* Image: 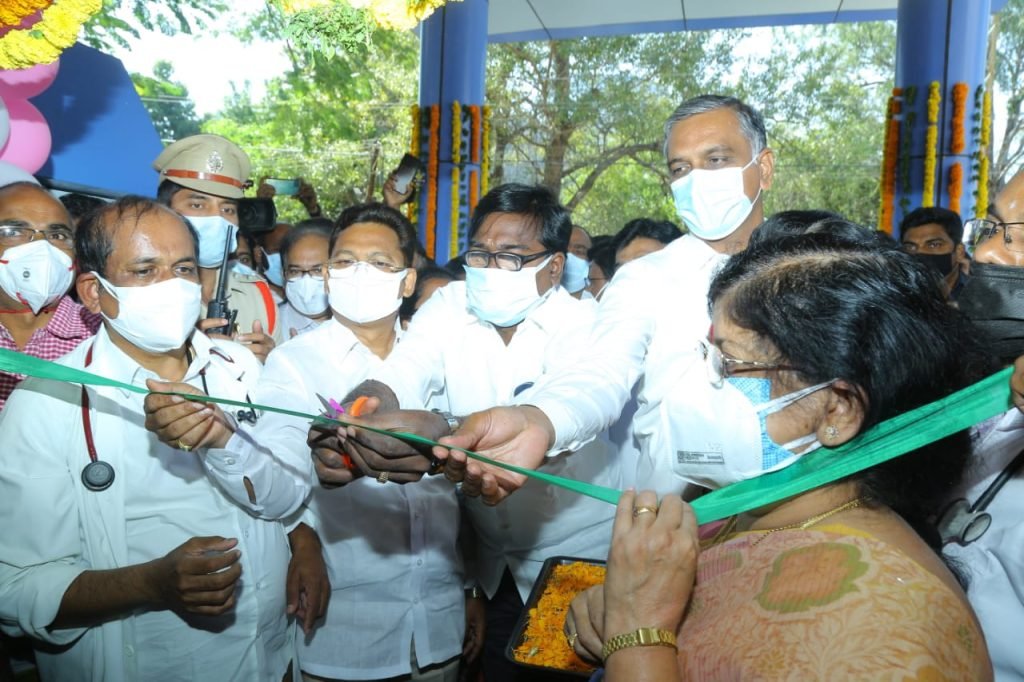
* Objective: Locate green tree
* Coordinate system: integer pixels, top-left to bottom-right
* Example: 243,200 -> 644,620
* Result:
83,0 -> 227,51
131,61 -> 205,143
993,0 -> 1024,193
203,28 -> 420,222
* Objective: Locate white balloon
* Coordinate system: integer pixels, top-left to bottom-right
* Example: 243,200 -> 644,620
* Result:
0,97 -> 9,149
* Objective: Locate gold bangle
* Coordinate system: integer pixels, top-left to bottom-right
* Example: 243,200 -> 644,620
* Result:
600,627 -> 677,663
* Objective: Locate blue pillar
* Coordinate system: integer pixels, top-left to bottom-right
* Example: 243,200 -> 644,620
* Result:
890,0 -> 990,235
417,0 -> 488,264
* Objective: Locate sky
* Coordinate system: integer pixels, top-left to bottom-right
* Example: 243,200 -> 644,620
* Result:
109,0 -> 292,116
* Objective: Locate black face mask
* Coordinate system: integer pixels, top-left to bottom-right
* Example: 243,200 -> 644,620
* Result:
912,252 -> 956,277
957,262 -> 1024,362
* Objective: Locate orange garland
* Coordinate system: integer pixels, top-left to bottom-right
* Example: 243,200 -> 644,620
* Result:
0,0 -> 49,28
426,104 -> 440,259
878,88 -> 901,233
950,82 -> 968,155
481,105 -> 492,195
512,562 -> 605,673
948,162 -> 963,214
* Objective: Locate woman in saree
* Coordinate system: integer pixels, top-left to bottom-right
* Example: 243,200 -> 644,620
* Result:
567,232 -> 994,680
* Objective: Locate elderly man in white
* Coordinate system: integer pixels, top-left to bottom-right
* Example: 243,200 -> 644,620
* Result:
0,197 -> 297,682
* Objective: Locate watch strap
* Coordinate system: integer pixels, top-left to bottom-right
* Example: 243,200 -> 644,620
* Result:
601,627 -> 677,662
432,408 -> 461,435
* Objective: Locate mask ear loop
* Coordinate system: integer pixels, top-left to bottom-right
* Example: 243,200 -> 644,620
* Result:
754,379 -> 836,416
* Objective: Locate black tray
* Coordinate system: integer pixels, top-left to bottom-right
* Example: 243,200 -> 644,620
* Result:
505,555 -> 607,678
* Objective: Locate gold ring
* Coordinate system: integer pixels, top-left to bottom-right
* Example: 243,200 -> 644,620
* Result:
177,439 -> 192,452
377,471 -> 389,484
633,505 -> 657,518
566,631 -> 578,649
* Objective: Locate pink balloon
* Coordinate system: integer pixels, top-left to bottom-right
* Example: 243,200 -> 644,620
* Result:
0,98 -> 51,174
0,60 -> 60,100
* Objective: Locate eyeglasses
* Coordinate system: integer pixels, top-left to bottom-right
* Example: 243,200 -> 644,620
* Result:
698,338 -> 795,387
325,258 -> 405,275
0,225 -> 74,249
464,250 -> 551,272
966,218 -> 1024,253
285,264 -> 326,281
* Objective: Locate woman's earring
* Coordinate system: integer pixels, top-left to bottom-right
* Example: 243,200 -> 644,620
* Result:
825,425 -> 839,441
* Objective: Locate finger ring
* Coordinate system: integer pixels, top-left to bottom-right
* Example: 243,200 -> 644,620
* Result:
177,439 -> 192,452
566,631 -> 578,649
377,471 -> 389,484
633,505 -> 657,518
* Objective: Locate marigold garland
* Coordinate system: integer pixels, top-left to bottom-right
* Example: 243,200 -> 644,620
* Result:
426,104 -> 440,259
922,81 -> 941,208
481,105 -> 492,196
0,0 -> 101,70
878,88 -> 901,233
512,562 -> 605,673
450,100 -> 461,260
977,88 -> 992,216
948,162 -> 963,213
0,0 -> 50,29
950,82 -> 968,155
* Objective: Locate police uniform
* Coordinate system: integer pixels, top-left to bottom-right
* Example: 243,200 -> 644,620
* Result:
153,134 -> 282,344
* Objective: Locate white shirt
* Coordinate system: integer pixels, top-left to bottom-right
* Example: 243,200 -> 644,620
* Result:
0,327 -> 293,682
213,320 -> 465,679
374,282 -> 626,599
277,299 -> 325,339
944,409 -> 1024,680
524,234 -> 726,494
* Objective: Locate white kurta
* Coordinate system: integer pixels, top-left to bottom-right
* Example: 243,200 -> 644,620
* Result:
211,319 -> 465,680
523,234 -> 727,494
945,409 -> 1024,681
374,283 -> 627,599
0,327 -> 293,682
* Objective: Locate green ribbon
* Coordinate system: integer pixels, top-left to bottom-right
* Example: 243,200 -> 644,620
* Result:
0,347 -> 1014,523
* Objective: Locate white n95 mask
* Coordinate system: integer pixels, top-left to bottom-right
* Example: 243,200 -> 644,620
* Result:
187,216 -> 237,269
671,156 -> 761,241
327,262 -> 407,324
464,255 -> 553,327
561,253 -> 590,294
287,275 -> 329,317
95,274 -> 202,353
0,240 -> 74,313
666,369 -> 834,489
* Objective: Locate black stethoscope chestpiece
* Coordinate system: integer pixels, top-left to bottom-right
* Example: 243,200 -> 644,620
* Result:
81,460 -> 115,492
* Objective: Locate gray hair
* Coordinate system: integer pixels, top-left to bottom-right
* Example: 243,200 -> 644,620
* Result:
662,95 -> 767,160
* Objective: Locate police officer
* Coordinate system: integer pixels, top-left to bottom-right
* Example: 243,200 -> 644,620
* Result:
153,134 -> 282,362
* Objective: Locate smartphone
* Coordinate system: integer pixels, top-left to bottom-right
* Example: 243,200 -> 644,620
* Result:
392,154 -> 425,194
266,178 -> 300,196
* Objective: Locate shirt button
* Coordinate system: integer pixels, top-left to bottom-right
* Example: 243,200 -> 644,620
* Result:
225,457 -> 236,465
416,559 -> 423,566
244,530 -> 250,538
125,645 -> 135,657
256,581 -> 263,590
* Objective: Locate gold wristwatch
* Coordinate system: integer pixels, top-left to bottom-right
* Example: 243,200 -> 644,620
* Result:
600,627 -> 678,662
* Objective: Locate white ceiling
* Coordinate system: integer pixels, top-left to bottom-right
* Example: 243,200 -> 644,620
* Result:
487,0 -> 948,42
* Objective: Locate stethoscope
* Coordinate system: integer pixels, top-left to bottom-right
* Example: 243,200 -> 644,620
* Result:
80,343 -> 210,492
936,446 -> 1024,545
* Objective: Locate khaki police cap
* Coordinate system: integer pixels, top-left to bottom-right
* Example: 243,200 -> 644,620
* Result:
153,134 -> 251,199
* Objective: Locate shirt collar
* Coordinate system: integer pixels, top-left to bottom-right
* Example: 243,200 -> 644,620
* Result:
86,326 -> 218,398
324,317 -> 404,354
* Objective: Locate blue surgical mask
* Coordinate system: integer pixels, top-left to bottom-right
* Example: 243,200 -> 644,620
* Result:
670,156 -> 761,242
264,252 -> 284,287
187,216 -> 237,269
666,370 -> 834,489
231,260 -> 258,278
561,253 -> 590,294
